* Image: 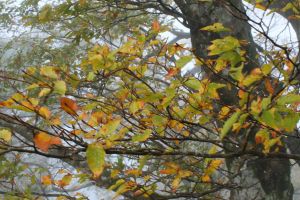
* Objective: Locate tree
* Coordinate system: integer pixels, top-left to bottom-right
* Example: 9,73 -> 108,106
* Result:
0,0 -> 300,199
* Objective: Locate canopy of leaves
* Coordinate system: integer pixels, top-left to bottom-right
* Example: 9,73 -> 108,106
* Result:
0,0 -> 300,199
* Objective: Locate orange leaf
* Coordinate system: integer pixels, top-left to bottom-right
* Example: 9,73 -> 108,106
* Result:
201,175 -> 211,183
125,169 -> 141,176
60,97 -> 78,115
166,68 -> 180,79
251,68 -> 262,76
57,174 -> 72,188
0,100 -> 13,107
152,20 -> 160,32
159,168 -> 177,175
41,175 -> 52,185
265,78 -> 275,95
255,135 -> 263,144
34,132 -> 62,152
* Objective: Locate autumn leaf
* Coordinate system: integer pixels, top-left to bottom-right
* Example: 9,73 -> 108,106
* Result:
265,78 -> 275,95
38,88 -> 51,97
255,3 -> 267,10
201,175 -> 211,183
54,80 -> 67,95
255,129 -> 269,144
152,20 -> 160,32
60,97 -> 79,115
57,174 -> 72,187
0,129 -> 12,143
129,101 -> 144,114
86,143 -> 106,178
40,66 -> 58,79
125,169 -> 141,176
159,168 -> 177,175
34,132 -> 62,152
41,175 -> 52,185
220,110 -> 242,139
201,22 -> 230,32
38,106 -> 51,119
99,118 -> 121,136
172,176 -> 181,191
166,68 -> 180,79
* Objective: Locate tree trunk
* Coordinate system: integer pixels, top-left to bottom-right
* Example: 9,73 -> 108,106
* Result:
174,0 -> 294,199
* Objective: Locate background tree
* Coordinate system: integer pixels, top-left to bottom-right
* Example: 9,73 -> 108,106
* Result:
0,0 -> 300,199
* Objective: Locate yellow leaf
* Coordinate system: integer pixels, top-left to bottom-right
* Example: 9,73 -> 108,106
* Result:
40,66 -> 58,79
54,80 -> 67,95
178,170 -> 193,178
172,176 -> 181,191
125,169 -> 141,176
0,129 -> 12,143
41,175 -> 52,185
50,117 -> 61,126
201,22 -> 230,32
38,88 -> 51,97
39,107 -> 51,119
129,101 -> 144,114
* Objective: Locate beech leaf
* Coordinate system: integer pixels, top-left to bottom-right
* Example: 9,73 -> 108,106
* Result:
60,97 -> 78,115
54,80 -> 67,95
220,110 -> 242,139
86,143 -> 106,178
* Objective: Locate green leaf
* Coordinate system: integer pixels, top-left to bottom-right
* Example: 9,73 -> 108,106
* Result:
86,143 -> 106,178
87,72 -> 95,81
229,65 -> 244,82
54,80 -> 67,95
138,156 -> 149,171
39,4 -> 52,22
261,64 -> 272,75
220,110 -> 242,139
132,129 -> 152,142
260,109 -> 277,129
242,74 -> 262,87
201,23 -> 230,32
219,51 -> 243,67
129,101 -> 144,114
176,56 -> 193,68
184,77 -> 201,90
161,88 -> 176,107
152,115 -> 168,127
40,66 -> 58,79
277,94 -> 300,105
100,118 -> 121,136
208,36 -> 240,56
